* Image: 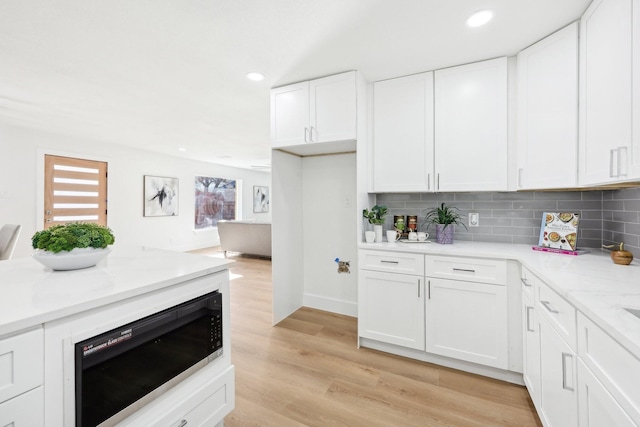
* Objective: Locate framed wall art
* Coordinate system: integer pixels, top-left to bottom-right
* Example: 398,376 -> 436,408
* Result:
253,185 -> 269,213
144,175 -> 179,217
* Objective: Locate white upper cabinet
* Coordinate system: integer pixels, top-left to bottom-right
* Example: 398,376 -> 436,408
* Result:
271,71 -> 357,148
371,72 -> 434,192
435,57 -> 509,192
579,0 -> 640,185
517,22 -> 579,190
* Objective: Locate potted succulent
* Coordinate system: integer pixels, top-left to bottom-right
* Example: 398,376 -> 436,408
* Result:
363,205 -> 388,243
422,203 -> 468,244
31,222 -> 115,270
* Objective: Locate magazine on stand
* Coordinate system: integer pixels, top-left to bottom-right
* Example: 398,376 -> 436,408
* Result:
533,212 -> 588,255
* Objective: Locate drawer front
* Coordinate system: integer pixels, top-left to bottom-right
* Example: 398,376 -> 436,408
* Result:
537,281 -> 576,351
577,312 -> 640,424
0,386 -> 44,426
359,250 -> 424,275
0,328 -> 44,404
520,265 -> 538,299
425,255 -> 507,285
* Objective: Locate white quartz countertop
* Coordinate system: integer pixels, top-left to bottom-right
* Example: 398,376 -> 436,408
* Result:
0,245 -> 232,337
360,240 -> 640,360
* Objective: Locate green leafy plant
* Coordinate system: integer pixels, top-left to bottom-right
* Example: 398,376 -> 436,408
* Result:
31,223 -> 115,253
394,221 -> 405,232
422,203 -> 468,231
362,205 -> 388,225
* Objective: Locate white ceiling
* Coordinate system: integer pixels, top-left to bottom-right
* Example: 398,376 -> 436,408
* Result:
0,0 -> 591,171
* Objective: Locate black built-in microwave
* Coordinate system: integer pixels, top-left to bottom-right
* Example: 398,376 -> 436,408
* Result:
75,290 -> 223,427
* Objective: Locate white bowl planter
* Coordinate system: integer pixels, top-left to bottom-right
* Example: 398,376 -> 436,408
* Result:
33,247 -> 111,271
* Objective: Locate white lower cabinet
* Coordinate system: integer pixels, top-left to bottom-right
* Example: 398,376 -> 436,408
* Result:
578,359 -> 637,426
522,288 -> 541,411
0,386 -> 44,426
538,314 -> 578,427
425,278 -> 508,369
358,269 -> 425,350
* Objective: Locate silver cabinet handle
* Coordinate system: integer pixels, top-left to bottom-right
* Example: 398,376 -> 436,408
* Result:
428,280 -> 431,299
174,420 -> 188,427
562,352 -> 574,391
427,173 -> 430,191
526,306 -> 534,332
518,168 -> 523,188
618,146 -> 628,176
610,148 -> 617,177
520,277 -> 532,287
453,268 -> 475,273
541,300 -> 559,314
380,260 -> 399,264
304,127 -> 309,143
310,126 -> 316,142
418,279 -> 421,298
437,173 -> 440,190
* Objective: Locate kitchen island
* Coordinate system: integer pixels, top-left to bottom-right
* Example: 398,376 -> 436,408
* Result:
0,245 -> 234,427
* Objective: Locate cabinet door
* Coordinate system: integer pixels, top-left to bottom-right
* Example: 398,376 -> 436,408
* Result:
270,81 -> 310,148
522,290 -> 542,411
578,360 -> 637,427
0,387 -> 44,426
579,0 -> 634,185
517,23 -> 578,189
434,57 -> 508,191
358,270 -> 425,350
425,278 -> 508,369
309,71 -> 357,144
372,72 -> 434,192
539,315 -> 578,427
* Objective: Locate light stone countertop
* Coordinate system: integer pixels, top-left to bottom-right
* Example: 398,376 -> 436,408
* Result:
0,245 -> 232,337
359,240 -> 640,360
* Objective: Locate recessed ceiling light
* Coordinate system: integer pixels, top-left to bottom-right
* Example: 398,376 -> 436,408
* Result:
246,72 -> 264,81
466,10 -> 493,27
178,147 -> 186,152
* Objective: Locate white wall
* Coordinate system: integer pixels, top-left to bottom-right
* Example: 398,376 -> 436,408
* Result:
271,150 -> 304,324
302,154 -> 357,316
0,122 -> 270,258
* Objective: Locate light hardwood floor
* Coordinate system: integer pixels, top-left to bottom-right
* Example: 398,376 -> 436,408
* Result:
191,248 -> 542,427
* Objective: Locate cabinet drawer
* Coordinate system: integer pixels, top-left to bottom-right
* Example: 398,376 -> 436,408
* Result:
520,265 -> 538,299
577,312 -> 640,424
0,328 -> 43,404
425,255 -> 507,285
536,281 -> 576,351
0,386 -> 44,426
359,250 -> 424,275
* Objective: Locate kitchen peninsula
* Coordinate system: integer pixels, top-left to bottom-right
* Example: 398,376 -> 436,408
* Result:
0,246 -> 234,427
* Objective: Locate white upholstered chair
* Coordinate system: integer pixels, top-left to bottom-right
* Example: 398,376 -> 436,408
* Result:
0,224 -> 21,260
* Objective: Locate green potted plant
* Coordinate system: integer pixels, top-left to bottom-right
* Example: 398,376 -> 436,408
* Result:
31,222 -> 115,270
422,203 -> 468,244
362,205 -> 388,242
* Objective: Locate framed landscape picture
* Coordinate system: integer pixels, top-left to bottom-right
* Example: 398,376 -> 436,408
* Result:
253,185 -> 269,213
144,175 -> 179,216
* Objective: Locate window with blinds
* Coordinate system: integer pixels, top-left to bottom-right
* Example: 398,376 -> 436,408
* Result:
44,155 -> 108,228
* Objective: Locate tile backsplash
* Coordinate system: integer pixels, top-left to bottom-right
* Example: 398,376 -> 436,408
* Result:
375,187 -> 640,257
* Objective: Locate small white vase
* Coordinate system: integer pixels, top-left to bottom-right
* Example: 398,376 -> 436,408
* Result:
373,224 -> 383,243
365,231 -> 376,243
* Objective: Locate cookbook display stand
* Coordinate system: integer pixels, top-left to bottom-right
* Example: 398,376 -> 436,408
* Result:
532,212 -> 588,255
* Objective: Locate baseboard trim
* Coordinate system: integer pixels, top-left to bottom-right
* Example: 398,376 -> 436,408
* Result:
303,293 -> 357,317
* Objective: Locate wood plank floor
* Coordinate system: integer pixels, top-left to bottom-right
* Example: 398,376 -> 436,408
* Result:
191,249 -> 542,427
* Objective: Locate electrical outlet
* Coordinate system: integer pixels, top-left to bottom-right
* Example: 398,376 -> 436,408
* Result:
469,213 -> 479,227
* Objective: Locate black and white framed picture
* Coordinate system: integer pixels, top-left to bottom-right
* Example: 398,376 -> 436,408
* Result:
144,175 -> 179,216
253,185 -> 269,213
